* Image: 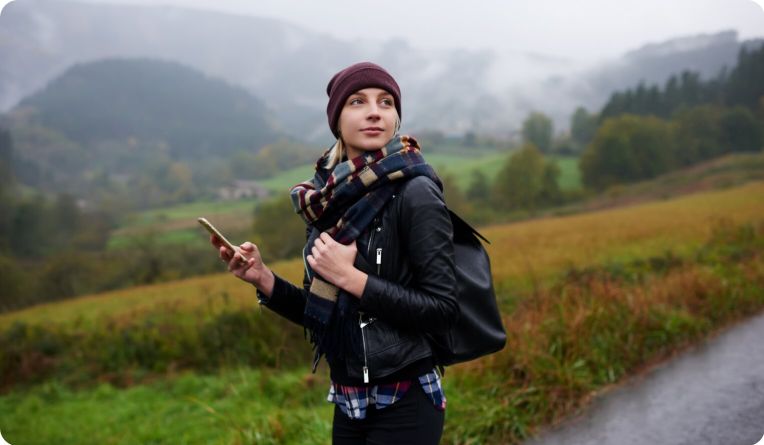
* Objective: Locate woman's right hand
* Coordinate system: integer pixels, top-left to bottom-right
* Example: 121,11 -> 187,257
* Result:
210,235 -> 271,287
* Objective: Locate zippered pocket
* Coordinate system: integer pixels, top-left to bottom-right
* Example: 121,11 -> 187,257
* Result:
359,311 -> 376,383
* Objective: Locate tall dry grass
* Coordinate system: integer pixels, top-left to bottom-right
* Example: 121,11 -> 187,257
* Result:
444,219 -> 764,443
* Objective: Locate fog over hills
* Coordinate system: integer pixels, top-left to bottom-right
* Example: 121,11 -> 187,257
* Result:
1,0 -> 759,141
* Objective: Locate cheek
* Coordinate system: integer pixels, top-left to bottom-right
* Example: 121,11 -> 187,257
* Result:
338,109 -> 361,131
384,112 -> 398,132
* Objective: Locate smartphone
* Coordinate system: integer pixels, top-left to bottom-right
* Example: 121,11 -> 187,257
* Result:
198,217 -> 239,254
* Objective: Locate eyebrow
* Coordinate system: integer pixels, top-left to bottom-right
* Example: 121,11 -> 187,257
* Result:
349,91 -> 393,98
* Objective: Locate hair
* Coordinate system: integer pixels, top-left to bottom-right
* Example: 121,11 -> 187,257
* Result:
324,112 -> 401,170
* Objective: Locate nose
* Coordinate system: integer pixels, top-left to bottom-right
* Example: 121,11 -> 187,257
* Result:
366,102 -> 381,120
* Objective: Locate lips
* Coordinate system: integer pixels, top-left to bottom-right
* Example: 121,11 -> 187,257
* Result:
361,127 -> 384,132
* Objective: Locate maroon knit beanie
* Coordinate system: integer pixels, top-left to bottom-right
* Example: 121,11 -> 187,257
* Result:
326,62 -> 402,138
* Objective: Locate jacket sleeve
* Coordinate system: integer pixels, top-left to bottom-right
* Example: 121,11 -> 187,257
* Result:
255,225 -> 311,326
358,176 -> 460,334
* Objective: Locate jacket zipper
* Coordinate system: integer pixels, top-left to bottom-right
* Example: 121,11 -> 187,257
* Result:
359,215 -> 382,384
359,312 -> 370,383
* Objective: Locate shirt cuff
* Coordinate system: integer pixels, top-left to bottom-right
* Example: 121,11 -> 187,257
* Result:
255,272 -> 285,306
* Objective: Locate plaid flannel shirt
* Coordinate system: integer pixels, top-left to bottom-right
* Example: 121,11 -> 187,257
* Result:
328,369 -> 446,420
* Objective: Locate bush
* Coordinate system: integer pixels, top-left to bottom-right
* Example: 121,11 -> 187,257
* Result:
493,144 -> 562,211
580,114 -> 676,190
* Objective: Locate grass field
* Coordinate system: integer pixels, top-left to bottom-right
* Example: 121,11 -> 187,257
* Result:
106,150 -> 581,251
0,367 -> 333,445
3,177 -> 763,444
483,180 -> 764,291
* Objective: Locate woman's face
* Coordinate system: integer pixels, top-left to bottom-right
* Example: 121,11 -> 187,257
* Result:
338,87 -> 398,160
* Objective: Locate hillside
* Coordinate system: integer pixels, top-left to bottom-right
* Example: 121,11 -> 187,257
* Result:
2,57 -> 301,202
13,57 -> 281,160
577,152 -> 764,212
1,179 -> 763,444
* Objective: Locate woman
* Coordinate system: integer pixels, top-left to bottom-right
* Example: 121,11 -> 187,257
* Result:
211,61 -> 458,444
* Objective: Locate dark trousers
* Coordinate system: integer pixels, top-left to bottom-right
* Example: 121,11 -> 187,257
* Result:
331,382 -> 445,445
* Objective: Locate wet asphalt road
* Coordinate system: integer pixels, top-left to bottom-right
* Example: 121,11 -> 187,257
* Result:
524,311 -> 764,445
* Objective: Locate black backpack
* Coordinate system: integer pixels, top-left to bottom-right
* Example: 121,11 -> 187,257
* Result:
426,209 -> 507,366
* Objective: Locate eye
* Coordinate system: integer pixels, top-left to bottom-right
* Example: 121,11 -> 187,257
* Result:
349,97 -> 363,105
380,98 -> 393,106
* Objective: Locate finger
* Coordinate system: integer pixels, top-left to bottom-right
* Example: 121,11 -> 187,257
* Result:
219,246 -> 233,261
319,232 -> 334,244
306,254 -> 316,267
311,246 -> 320,258
228,252 -> 247,271
233,250 -> 249,264
228,255 -> 239,271
240,242 -> 256,252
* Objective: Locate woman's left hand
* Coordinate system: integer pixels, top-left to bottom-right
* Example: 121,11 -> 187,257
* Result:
307,232 -> 362,291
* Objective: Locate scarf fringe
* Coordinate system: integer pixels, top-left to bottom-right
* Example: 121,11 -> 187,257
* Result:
304,291 -> 364,365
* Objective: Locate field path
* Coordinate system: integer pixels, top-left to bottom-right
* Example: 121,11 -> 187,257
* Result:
524,311 -> 764,445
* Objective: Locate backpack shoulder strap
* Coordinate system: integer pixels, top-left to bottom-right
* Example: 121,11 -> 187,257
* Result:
447,208 -> 490,245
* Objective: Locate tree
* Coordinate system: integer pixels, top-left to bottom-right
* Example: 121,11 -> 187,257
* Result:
673,105 -> 724,166
39,252 -> 100,301
0,128 -> 12,188
719,106 -> 763,153
522,112 -> 553,153
0,128 -> 13,253
579,114 -> 676,190
539,161 -> 562,206
726,45 -> 764,109
492,144 -> 559,211
0,255 -> 35,311
10,196 -> 51,258
570,107 -> 598,151
466,169 -> 491,204
53,193 -> 80,248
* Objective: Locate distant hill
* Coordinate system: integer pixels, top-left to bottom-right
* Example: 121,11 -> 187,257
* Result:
580,31 -> 764,106
15,57 -> 281,159
0,0 -> 758,138
0,0 -> 360,141
2,57 -> 293,203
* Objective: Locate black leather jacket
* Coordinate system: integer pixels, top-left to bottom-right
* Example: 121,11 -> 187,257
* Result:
257,176 -> 459,382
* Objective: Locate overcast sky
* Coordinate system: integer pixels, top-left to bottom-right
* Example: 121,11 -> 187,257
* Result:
3,0 -> 764,62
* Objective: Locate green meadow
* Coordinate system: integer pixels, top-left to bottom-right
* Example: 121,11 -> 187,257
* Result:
2,173 -> 763,444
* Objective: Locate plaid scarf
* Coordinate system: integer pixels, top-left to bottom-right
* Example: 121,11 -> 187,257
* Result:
289,134 -> 442,365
